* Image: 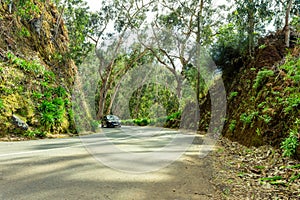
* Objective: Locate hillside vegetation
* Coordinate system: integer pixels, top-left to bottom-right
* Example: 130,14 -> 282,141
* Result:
222,31 -> 300,157
0,0 -> 76,139
197,30 -> 300,157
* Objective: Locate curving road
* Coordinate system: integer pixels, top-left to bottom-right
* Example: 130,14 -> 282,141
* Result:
0,126 -> 217,200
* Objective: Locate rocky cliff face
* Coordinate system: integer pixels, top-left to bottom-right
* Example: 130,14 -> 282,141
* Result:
0,0 -> 77,139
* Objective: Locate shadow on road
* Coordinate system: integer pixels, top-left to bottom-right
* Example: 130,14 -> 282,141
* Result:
0,128 -> 217,199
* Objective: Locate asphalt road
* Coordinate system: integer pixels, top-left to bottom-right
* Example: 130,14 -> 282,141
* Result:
0,126 -> 217,200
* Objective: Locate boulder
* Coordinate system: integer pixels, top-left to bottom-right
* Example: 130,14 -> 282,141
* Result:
12,115 -> 29,130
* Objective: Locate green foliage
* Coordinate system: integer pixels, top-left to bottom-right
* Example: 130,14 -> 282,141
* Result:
283,93 -> 300,113
182,63 -> 208,98
15,0 -> 40,20
6,52 -> 45,74
281,128 -> 299,157
52,52 -> 63,63
254,165 -> 265,170
280,55 -> 300,81
211,23 -> 245,80
40,112 -> 55,130
44,71 -> 56,83
24,129 -> 46,138
61,0 -> 93,65
24,130 -> 36,138
39,98 -> 65,131
259,114 -> 272,124
0,99 -> 4,110
230,0 -> 275,54
253,69 -> 274,90
260,176 -> 284,185
240,111 -> 258,125
41,81 -> 49,88
258,44 -> 267,49
54,86 -> 67,98
285,164 -> 300,169
229,120 -> 236,132
121,119 -> 135,126
133,118 -> 150,126
256,128 -> 261,136
18,26 -> 31,37
228,91 -> 238,100
90,120 -> 99,132
0,87 -> 14,95
167,111 -> 181,121
129,83 -> 179,119
32,92 -> 43,99
257,101 -> 266,108
289,173 -> 300,183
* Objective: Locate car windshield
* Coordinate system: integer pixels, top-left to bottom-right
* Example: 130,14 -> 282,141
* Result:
107,115 -> 119,120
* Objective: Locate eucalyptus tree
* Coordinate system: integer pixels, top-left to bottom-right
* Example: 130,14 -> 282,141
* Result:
53,0 -> 93,65
272,0 -> 299,47
137,0 -> 223,104
228,0 -> 275,56
86,0 -> 154,119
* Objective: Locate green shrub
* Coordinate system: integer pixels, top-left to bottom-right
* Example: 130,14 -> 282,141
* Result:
240,111 -> 258,125
40,113 -> 55,130
90,120 -> 99,132
39,98 -> 66,131
121,119 -> 135,126
284,94 -> 300,114
229,120 -> 236,132
167,111 -> 181,121
258,101 -> 267,108
280,55 -> 300,81
256,128 -> 261,136
32,92 -> 43,99
253,69 -> 274,89
54,86 -> 67,98
133,118 -> 150,126
19,26 -> 31,37
141,118 -> 150,126
7,52 -> 44,74
281,129 -> 299,157
228,91 -> 238,100
258,44 -> 267,49
40,100 -> 56,113
259,114 -> 272,124
44,71 -> 56,82
16,0 -> 40,20
0,99 -> 3,110
24,130 -> 46,138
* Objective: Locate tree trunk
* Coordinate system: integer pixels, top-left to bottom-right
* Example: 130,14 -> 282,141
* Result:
247,0 -> 255,56
97,62 -> 114,119
196,0 -> 204,114
97,79 -> 108,119
106,81 -> 121,115
284,0 -> 294,47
